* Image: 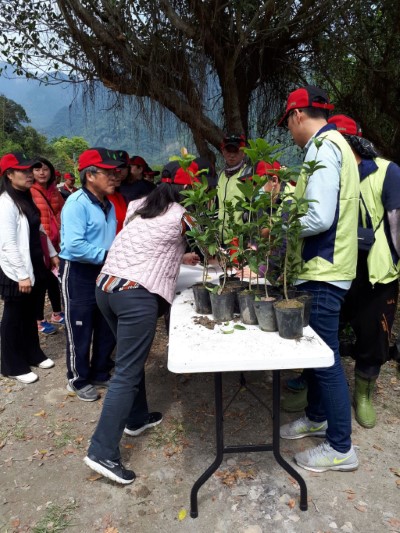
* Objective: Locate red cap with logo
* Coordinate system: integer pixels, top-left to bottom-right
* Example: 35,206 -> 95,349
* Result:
129,155 -> 147,167
0,152 -> 39,174
278,86 -> 334,126
78,148 -> 124,171
328,115 -> 362,137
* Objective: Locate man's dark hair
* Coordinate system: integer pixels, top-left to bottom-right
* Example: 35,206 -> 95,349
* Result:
300,107 -> 329,121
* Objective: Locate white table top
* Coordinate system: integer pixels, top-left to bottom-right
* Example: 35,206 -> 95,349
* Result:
168,266 -> 334,374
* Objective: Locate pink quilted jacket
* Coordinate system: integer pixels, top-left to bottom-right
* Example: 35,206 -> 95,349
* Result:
102,199 -> 186,303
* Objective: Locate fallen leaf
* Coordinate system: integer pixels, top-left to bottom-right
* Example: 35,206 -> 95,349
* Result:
373,444 -> 383,451
387,518 -> 400,528
74,436 -> 84,444
104,527 -> 119,533
354,504 -> 366,512
343,489 -> 356,494
10,518 -> 20,528
233,324 -> 246,330
288,498 -> 295,509
123,443 -> 134,449
88,473 -> 103,481
347,494 -> 356,501
178,509 -> 187,521
390,467 -> 400,477
34,410 -> 46,417
0,439 -> 6,449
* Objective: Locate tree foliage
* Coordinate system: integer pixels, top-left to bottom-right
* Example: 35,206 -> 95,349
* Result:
0,0 -> 349,159
307,0 -> 400,163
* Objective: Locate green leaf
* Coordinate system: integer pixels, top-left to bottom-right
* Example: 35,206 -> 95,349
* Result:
233,324 -> 246,330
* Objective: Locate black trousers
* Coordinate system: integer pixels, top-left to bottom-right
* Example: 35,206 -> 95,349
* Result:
35,268 -> 62,321
1,286 -> 47,376
340,254 -> 399,379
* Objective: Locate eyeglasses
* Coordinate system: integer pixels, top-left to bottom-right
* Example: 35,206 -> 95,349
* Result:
94,169 -> 120,178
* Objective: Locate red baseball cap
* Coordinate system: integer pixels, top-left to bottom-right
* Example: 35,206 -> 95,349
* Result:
328,115 -> 362,136
64,173 -> 75,181
129,156 -> 147,167
255,160 -> 281,177
0,152 -> 39,174
278,86 -> 334,126
78,148 -> 124,171
162,162 -> 200,185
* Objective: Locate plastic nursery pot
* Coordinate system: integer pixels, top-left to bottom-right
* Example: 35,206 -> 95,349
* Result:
192,282 -> 212,314
238,290 -> 260,325
210,289 -> 235,322
273,299 -> 304,339
253,295 -> 282,332
294,291 -> 313,327
219,276 -> 247,314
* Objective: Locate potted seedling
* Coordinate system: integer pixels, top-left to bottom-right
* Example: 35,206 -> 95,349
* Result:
272,150 -> 324,338
234,139 -> 284,329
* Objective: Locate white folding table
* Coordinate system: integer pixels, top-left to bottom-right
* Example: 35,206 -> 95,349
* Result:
168,266 -> 334,517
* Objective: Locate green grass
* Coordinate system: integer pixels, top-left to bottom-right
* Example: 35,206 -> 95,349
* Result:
32,501 -> 77,533
149,417 -> 186,448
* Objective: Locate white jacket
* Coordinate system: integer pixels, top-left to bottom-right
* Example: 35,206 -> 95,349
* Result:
0,192 -> 57,285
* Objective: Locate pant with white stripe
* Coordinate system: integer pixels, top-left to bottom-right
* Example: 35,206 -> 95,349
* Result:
60,259 -> 115,390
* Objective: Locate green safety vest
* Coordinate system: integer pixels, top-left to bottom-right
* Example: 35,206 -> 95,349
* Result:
292,129 -> 360,281
217,164 -> 253,242
360,157 -> 400,284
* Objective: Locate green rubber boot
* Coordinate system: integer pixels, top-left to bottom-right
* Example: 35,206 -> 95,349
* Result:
282,387 -> 308,412
354,374 -> 377,429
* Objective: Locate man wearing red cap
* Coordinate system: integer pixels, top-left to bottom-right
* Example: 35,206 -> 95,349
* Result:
278,86 -> 360,472
328,114 -> 400,428
217,133 -> 253,243
59,148 -> 122,402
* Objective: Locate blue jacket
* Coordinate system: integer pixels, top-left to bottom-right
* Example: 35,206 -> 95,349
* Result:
59,188 -> 117,264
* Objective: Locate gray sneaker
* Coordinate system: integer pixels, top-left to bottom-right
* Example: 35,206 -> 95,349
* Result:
280,416 -> 327,439
295,441 -> 359,472
67,383 -> 100,402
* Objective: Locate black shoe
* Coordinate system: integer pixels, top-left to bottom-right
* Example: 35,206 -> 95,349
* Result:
83,454 -> 136,484
124,412 -> 163,436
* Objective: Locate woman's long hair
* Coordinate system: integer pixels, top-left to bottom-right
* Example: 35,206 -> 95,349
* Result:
33,156 -> 56,186
0,170 -> 40,216
132,183 -> 183,220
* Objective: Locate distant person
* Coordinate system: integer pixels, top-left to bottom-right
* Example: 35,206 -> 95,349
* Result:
83,167 -> 200,484
59,148 -> 122,402
55,170 -> 62,187
60,173 -> 78,200
143,165 -> 160,184
120,156 -> 156,202
31,157 -> 65,335
108,150 -> 129,233
217,133 -> 253,242
0,152 -> 56,384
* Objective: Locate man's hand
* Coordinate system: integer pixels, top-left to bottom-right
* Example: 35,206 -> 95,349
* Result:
182,252 -> 201,266
18,278 -> 32,294
50,255 -> 60,269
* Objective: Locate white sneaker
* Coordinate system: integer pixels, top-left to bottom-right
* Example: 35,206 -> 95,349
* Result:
295,441 -> 359,472
10,372 -> 38,384
38,358 -> 55,369
280,415 -> 327,439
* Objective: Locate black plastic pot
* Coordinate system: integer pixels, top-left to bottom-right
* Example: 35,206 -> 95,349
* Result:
219,276 -> 247,314
192,283 -> 212,314
210,290 -> 235,321
295,291 -> 313,327
273,299 -> 304,339
253,296 -> 282,332
237,291 -> 260,325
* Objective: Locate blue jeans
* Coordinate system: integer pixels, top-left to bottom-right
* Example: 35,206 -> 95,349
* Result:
301,281 -> 352,453
88,287 -> 159,461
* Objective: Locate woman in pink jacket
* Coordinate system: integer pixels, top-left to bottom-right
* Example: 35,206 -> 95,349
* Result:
84,169 -> 200,484
31,157 -> 65,335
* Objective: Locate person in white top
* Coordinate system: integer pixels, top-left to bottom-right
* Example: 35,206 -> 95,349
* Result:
0,152 -> 57,384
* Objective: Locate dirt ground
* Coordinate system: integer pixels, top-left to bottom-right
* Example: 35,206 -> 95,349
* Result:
1,305 -> 400,533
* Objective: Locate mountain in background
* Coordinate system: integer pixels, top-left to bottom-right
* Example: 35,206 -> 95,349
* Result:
0,64 -> 185,164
